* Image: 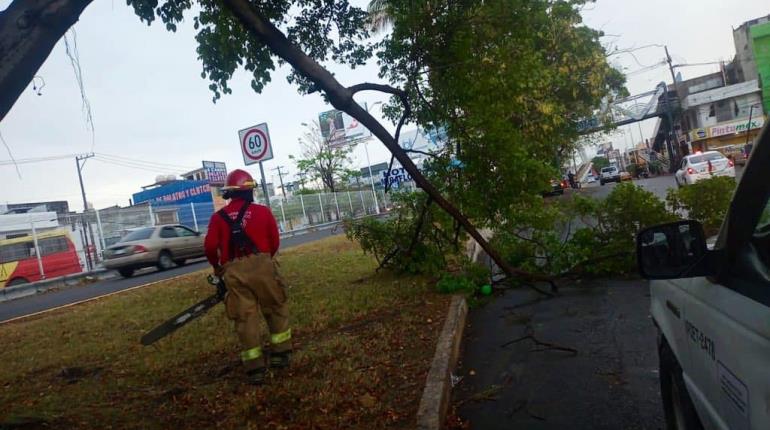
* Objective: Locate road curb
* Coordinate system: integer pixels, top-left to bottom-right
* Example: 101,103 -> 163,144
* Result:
0,269 -> 115,303
0,271 -> 196,325
416,295 -> 468,430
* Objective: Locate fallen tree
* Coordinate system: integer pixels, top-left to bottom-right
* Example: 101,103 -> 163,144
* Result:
1,0 -> 623,295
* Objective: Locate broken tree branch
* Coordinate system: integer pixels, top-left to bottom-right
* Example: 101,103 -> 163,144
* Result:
500,327 -> 578,355
222,0 -> 555,297
0,0 -> 94,122
406,196 -> 433,256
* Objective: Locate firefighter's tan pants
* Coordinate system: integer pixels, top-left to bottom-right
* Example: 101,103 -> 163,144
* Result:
223,253 -> 291,370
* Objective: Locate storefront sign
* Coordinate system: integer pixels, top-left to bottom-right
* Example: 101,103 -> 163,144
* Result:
133,180 -> 213,205
689,128 -> 708,141
381,168 -> 412,187
710,117 -> 765,138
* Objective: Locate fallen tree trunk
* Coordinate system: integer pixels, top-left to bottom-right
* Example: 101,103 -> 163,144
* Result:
0,0 -> 93,122
222,0 -> 554,296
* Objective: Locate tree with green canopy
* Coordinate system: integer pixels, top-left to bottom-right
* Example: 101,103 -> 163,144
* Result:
0,0 -> 624,292
290,121 -> 355,193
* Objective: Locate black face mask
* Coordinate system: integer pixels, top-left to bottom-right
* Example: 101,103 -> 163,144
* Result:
223,190 -> 254,202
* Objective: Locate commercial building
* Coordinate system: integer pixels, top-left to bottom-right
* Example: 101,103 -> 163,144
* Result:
684,80 -> 764,153
670,15 -> 770,157
733,16 -> 770,115
132,178 -> 218,228
1,201 -> 70,216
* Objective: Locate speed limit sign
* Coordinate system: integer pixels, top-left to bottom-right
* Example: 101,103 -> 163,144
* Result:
237,123 -> 274,165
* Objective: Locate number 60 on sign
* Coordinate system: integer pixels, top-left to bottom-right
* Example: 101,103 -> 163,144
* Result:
237,123 -> 274,165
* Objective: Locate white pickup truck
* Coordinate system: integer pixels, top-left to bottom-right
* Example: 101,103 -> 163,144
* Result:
599,165 -> 621,185
636,123 -> 770,430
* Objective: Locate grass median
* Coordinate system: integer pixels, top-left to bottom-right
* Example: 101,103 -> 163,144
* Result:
0,235 -> 451,429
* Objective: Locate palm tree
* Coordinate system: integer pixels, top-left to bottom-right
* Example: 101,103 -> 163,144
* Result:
367,0 -> 393,33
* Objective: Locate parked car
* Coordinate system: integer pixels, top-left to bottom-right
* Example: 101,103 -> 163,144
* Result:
636,122 -> 770,430
542,178 -> 567,196
599,166 -> 620,185
674,151 -> 735,187
103,225 -> 204,278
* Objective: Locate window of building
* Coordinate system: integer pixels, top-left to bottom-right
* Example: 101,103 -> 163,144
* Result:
709,104 -> 715,117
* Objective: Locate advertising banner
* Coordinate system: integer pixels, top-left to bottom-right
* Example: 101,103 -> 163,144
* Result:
202,161 -> 227,186
319,104 -> 371,148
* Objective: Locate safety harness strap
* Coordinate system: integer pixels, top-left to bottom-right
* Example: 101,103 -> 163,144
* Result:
217,203 -> 259,261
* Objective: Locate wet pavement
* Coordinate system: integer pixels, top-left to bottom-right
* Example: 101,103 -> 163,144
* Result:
454,280 -> 663,430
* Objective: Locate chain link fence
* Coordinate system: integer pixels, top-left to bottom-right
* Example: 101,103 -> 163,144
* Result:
1,190 -> 391,286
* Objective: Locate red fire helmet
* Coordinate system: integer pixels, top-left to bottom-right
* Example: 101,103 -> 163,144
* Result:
221,169 -> 256,191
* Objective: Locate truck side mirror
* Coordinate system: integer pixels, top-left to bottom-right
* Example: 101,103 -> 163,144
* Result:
636,220 -> 716,279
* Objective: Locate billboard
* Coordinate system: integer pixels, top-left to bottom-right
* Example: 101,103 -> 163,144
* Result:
132,180 -> 213,206
202,161 -> 227,186
318,103 -> 371,148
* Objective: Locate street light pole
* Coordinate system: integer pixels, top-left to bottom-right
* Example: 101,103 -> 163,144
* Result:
363,101 -> 381,214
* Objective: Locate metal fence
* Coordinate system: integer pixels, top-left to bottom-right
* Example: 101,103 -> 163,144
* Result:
1,190 -> 391,285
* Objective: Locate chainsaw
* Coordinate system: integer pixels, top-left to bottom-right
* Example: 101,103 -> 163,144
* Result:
140,274 -> 226,346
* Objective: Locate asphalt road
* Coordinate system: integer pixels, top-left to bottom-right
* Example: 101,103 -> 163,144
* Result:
455,281 -> 662,429
0,228 -> 343,323
581,166 -> 744,200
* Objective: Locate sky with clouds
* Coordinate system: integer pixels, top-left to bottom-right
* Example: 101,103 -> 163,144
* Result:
0,0 -> 768,211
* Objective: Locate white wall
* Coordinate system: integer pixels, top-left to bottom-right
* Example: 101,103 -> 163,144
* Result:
0,212 -> 59,238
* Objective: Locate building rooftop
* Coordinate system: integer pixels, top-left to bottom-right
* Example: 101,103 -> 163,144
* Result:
683,80 -> 759,109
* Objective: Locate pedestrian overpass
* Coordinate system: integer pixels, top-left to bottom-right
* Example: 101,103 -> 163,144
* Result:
572,82 -> 676,181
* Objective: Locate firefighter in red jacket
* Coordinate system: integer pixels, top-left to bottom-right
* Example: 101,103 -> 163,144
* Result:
204,169 -> 291,385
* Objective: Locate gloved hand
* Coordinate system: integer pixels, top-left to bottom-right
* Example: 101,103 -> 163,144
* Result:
213,265 -> 225,277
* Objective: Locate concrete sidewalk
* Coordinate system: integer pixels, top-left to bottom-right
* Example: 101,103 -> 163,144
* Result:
453,280 -> 663,429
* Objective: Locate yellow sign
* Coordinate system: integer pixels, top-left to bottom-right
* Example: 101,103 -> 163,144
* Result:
689,128 -> 709,142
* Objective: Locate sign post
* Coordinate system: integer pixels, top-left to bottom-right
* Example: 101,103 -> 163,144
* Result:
238,123 -> 274,208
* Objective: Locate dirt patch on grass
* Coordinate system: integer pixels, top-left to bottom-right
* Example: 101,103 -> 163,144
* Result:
0,236 -> 451,429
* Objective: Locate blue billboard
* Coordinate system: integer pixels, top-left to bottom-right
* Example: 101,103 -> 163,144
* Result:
133,180 -> 215,228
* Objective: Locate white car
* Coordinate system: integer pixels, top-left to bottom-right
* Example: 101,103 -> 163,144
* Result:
599,166 -> 620,185
675,151 -> 735,186
636,123 -> 770,430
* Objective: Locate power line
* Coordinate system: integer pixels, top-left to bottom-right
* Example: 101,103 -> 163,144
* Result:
94,153 -> 198,170
0,154 -> 80,166
91,157 -> 188,174
0,131 -> 21,179
63,29 -> 96,153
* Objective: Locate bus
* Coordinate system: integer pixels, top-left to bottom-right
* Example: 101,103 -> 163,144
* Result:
0,228 -> 82,288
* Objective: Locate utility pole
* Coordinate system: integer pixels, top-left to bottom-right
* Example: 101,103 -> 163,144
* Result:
661,85 -> 678,172
665,46 -> 679,93
76,153 -> 97,271
665,46 -> 682,163
272,165 -> 288,200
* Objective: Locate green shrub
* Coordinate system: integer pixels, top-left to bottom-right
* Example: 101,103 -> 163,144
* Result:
493,183 -> 677,277
344,191 -> 459,276
435,273 -> 477,294
666,176 -> 736,235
